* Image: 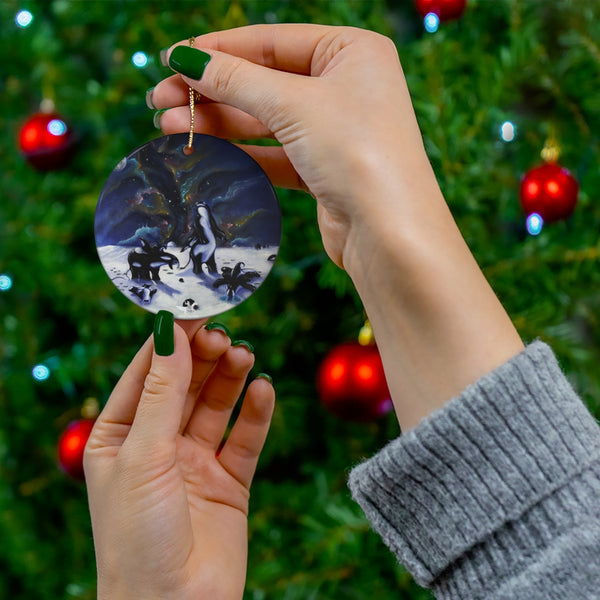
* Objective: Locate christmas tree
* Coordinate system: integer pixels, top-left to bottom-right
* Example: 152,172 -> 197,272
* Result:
1,1 -> 599,598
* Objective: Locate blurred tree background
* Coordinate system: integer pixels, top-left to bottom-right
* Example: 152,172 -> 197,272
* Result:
1,0 -> 599,598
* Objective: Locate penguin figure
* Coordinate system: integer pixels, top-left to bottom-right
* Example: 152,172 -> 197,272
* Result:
188,203 -> 227,275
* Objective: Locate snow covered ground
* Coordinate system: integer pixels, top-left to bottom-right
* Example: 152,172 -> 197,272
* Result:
97,243 -> 278,319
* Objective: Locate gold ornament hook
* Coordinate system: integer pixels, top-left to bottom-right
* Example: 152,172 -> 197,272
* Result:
358,319 -> 374,346
81,397 -> 100,420
541,125 -> 560,163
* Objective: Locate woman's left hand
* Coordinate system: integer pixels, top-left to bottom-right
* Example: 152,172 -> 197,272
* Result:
84,318 -> 275,600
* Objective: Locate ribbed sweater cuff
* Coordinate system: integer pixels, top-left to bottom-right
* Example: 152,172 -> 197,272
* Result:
348,341 -> 600,592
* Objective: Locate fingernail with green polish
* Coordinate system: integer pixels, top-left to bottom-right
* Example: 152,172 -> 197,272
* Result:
205,322 -> 231,337
153,109 -> 167,130
168,46 -> 211,80
154,310 -> 174,356
232,340 -> 254,353
159,47 -> 170,67
145,87 -> 156,110
256,373 -> 273,385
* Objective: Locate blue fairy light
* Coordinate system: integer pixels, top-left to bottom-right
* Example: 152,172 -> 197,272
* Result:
526,213 -> 544,236
47,119 -> 67,136
500,121 -> 516,142
15,10 -> 33,28
32,364 -> 51,381
0,274 -> 12,291
424,13 -> 440,33
132,51 -> 148,68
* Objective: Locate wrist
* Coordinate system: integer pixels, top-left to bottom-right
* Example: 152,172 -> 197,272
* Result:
341,157 -> 449,284
341,171 -> 524,430
97,584 -> 178,600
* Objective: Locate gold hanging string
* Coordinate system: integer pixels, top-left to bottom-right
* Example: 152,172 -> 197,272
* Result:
184,37 -> 198,155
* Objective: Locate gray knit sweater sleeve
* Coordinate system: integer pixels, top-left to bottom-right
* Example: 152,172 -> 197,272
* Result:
348,341 -> 600,599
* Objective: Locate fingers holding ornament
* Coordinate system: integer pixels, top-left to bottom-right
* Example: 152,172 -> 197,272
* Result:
183,342 -> 256,451
177,323 -> 233,433
218,375 -> 275,490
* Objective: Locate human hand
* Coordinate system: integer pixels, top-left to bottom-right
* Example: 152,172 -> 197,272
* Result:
149,24 -> 436,272
149,25 -> 524,432
84,315 -> 275,600
148,25 -> 523,432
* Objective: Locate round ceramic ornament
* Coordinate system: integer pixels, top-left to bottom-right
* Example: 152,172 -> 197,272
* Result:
95,133 -> 281,319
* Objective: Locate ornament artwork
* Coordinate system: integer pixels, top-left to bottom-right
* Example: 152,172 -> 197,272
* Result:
18,110 -> 75,170
57,418 -> 95,480
95,44 -> 280,320
95,133 -> 280,319
317,336 -> 392,422
415,0 -> 467,21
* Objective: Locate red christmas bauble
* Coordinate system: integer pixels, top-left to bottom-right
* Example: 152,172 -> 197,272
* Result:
18,111 -> 75,170
520,162 -> 578,223
57,419 -> 95,480
317,342 -> 392,422
415,0 -> 467,21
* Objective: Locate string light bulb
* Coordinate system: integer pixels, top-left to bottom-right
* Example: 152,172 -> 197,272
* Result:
32,364 -> 51,381
0,274 -> 13,291
15,10 -> 33,28
132,51 -> 148,68
500,121 -> 516,142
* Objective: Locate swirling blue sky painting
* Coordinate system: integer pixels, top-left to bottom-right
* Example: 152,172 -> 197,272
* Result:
95,133 -> 281,318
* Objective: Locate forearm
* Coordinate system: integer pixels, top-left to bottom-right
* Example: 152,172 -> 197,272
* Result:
342,159 -> 524,431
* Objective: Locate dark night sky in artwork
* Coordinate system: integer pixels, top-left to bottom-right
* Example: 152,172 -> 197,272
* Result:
95,133 -> 281,248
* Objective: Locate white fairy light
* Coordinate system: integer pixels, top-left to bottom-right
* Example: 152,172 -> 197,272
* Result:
132,51 -> 148,68
32,364 -> 51,381
15,10 -> 33,28
424,13 -> 440,33
526,213 -> 544,236
0,274 -> 12,291
500,121 -> 516,142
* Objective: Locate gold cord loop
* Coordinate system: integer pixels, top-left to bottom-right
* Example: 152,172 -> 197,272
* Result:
183,37 -> 197,155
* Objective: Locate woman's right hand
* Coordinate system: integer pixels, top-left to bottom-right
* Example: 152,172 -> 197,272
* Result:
149,24 -> 437,272
150,24 -> 524,431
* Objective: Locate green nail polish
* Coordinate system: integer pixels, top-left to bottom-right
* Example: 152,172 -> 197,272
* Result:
205,322 -> 231,337
153,109 -> 167,130
154,310 -> 174,356
145,87 -> 156,110
168,46 -> 211,80
256,373 -> 273,385
232,340 -> 254,353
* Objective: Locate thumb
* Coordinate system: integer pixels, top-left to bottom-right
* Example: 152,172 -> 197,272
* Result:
167,45 -> 301,133
128,311 -> 192,446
